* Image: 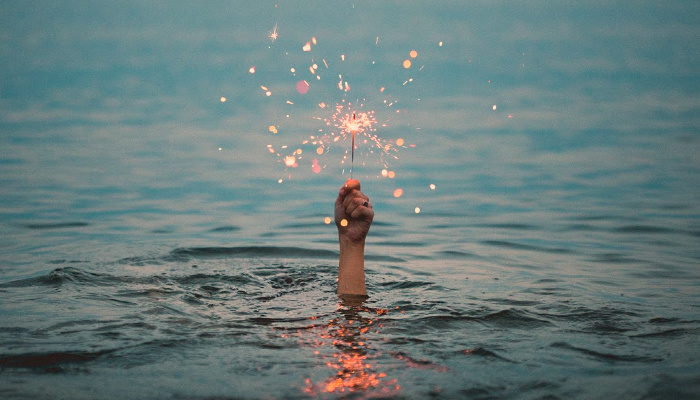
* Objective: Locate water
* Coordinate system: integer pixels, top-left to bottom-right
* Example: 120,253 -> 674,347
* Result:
1,1 -> 699,399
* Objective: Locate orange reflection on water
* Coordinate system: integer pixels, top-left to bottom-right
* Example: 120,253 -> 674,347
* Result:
303,301 -> 399,398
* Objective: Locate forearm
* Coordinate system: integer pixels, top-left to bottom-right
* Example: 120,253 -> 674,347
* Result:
337,235 -> 366,296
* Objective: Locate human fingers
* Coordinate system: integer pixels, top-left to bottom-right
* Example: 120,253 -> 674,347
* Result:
350,198 -> 373,220
346,195 -> 372,218
343,189 -> 366,210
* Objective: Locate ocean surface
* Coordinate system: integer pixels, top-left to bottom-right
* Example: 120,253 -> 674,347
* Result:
1,1 -> 699,399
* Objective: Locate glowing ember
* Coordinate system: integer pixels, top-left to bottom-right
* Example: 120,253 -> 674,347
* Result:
296,80 -> 310,94
269,125 -> 278,134
312,158 -> 321,173
430,183 -> 436,190
220,97 -> 226,102
285,156 -> 297,167
324,217 -> 332,224
409,50 -> 417,58
269,23 -> 279,42
393,188 -> 403,198
415,207 -> 421,214
403,59 -> 412,69
249,66 -> 256,74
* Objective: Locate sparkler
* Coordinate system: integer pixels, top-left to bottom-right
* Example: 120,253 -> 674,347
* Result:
350,112 -> 356,179
254,29 -> 423,181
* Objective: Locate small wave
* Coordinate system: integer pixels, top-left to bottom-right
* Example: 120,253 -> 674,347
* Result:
474,223 -> 537,230
474,309 -> 553,329
374,241 -> 426,247
0,349 -> 113,370
630,328 -> 695,338
589,252 -> 639,264
0,267 -> 112,288
378,280 -> 435,290
414,309 -> 551,330
483,298 -> 541,307
434,250 -> 478,259
462,347 -> 515,363
165,246 -> 338,261
22,222 -> 89,230
208,225 -> 241,232
550,342 -> 662,363
480,240 -> 573,254
392,351 -> 449,371
613,225 -> 674,234
159,246 -> 405,263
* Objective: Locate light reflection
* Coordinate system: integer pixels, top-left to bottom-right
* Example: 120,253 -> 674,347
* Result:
302,299 -> 399,397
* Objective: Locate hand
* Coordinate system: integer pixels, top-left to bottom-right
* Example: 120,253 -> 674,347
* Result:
335,179 -> 374,244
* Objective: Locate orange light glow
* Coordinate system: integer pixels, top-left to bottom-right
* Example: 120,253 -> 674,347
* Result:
301,305 -> 400,398
316,147 -> 324,154
303,42 -> 311,52
285,156 -> 297,167
415,207 -> 421,214
249,66 -> 256,74
393,188 -> 403,197
340,219 -> 348,227
296,80 -> 310,94
324,217 -> 332,224
269,23 -> 279,42
430,183 -> 436,190
269,125 -> 278,134
402,59 -> 411,69
409,50 -> 417,58
220,97 -> 226,102
396,138 -> 404,146
388,171 -> 395,179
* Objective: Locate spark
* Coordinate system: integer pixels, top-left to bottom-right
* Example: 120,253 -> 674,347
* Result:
257,33 -> 417,180
269,23 -> 279,42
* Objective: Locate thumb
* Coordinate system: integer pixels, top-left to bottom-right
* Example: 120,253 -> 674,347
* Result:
344,179 -> 361,192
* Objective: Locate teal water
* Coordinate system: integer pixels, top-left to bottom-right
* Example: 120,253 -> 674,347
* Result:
1,1 -> 699,399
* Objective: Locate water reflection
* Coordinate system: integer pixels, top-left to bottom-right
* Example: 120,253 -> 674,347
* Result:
303,296 -> 399,398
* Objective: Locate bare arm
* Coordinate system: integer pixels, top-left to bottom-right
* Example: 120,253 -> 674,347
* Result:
334,179 -> 374,296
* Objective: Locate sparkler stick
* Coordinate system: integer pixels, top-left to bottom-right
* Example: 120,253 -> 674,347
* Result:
350,112 -> 356,179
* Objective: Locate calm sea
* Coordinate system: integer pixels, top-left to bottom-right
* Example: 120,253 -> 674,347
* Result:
1,1 -> 699,399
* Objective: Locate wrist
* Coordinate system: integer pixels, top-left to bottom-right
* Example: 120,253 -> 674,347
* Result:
337,233 -> 366,296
